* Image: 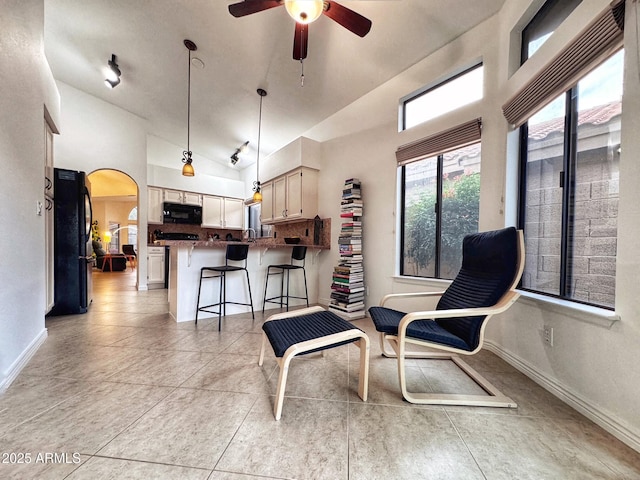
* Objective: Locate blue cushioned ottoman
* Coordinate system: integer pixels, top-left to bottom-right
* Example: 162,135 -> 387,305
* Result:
259,306 -> 370,420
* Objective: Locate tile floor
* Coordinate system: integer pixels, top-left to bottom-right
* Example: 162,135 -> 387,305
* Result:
1,269 -> 640,479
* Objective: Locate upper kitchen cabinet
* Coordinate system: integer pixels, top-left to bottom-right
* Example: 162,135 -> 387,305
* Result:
261,167 -> 318,224
164,189 -> 202,206
224,197 -> 244,229
260,136 -> 321,182
148,186 -> 163,224
202,195 -> 244,229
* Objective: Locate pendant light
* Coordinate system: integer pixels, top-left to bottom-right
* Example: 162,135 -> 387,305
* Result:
181,39 -> 197,177
253,88 -> 267,203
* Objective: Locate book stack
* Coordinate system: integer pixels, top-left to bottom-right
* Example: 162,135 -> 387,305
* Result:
329,179 -> 366,320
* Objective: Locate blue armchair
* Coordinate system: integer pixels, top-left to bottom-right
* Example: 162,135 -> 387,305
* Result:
368,227 -> 524,408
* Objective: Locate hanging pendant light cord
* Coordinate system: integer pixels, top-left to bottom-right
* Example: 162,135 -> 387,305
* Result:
256,93 -> 263,180
187,48 -> 191,155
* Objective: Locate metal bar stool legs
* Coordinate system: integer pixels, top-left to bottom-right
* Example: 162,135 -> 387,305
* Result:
195,244 -> 255,330
262,246 -> 309,313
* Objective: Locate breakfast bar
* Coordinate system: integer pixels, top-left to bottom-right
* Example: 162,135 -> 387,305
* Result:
162,240 -> 328,322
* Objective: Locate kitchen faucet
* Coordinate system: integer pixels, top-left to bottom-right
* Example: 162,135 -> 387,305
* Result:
244,228 -> 256,242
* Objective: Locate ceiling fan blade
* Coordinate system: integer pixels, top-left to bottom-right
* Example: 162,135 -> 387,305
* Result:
323,1 -> 372,37
228,0 -> 282,18
293,22 -> 308,60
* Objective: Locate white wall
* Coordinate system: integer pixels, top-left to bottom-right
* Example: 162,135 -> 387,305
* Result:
488,0 -> 640,452
312,15 -> 504,306
54,84 -> 250,289
54,82 -> 150,288
0,0 -> 60,391
147,135 -> 245,199
311,0 -> 640,452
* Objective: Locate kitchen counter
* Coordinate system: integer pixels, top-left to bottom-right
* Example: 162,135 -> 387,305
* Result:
154,239 -> 329,249
166,241 -> 326,322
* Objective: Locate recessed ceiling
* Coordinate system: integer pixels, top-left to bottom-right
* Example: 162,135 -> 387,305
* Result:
44,0 -> 506,170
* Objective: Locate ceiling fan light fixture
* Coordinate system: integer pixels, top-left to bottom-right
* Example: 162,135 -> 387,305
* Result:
285,0 -> 324,24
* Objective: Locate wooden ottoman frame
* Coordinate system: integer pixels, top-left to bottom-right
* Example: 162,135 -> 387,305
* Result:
259,306 -> 370,420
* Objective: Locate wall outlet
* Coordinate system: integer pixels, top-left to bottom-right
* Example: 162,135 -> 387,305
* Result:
543,325 -> 554,347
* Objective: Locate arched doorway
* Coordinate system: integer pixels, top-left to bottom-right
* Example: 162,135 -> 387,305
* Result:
88,169 -> 139,288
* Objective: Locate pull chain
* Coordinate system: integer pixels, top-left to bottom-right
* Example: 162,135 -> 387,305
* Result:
300,59 -> 305,87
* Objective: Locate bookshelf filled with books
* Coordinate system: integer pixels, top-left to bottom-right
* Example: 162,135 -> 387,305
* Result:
329,178 -> 365,320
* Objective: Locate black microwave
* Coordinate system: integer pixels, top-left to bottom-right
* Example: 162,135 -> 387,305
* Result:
163,202 -> 202,225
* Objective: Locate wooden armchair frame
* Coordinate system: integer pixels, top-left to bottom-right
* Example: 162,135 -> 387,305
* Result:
373,229 -> 524,408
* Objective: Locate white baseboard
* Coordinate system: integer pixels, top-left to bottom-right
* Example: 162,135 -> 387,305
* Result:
485,340 -> 640,454
0,328 -> 48,393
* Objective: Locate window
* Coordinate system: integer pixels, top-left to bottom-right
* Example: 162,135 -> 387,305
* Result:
108,222 -> 120,253
521,0 -> 582,63
400,143 -> 481,279
519,50 -> 623,309
401,64 -> 483,131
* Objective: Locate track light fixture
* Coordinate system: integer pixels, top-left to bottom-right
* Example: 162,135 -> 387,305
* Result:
230,141 -> 249,165
104,54 -> 121,89
181,39 -> 197,177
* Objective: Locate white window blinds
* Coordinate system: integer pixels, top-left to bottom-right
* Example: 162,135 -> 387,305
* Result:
395,118 -> 482,165
502,0 -> 625,128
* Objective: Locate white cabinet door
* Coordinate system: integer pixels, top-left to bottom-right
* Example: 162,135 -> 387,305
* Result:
202,195 -> 224,227
260,181 -> 274,223
285,169 -> 303,220
224,197 -> 244,229
148,187 -> 164,224
291,167 -> 318,220
273,176 -> 287,222
164,189 -> 183,203
183,192 -> 202,206
147,250 -> 165,284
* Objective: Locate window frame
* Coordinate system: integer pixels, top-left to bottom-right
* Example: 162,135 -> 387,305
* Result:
520,0 -> 583,64
399,141 -> 481,280
399,62 -> 483,132
517,52 -> 622,311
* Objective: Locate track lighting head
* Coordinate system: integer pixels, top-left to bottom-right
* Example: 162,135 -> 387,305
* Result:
104,54 -> 121,89
230,141 -> 249,165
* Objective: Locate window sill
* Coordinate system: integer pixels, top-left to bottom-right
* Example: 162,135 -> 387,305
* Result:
392,275 -> 452,288
517,290 -> 620,329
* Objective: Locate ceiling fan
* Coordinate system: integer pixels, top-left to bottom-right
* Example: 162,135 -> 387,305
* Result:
228,0 -> 372,60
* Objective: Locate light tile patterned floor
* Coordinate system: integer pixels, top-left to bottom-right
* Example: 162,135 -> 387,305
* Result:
1,270 -> 640,479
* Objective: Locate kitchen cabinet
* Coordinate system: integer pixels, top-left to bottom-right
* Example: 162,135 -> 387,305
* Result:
224,197 -> 244,229
260,182 -> 274,222
148,187 -> 164,224
202,195 -> 244,229
261,167 -> 318,224
202,195 -> 223,227
272,175 -> 287,222
147,246 -> 165,289
164,189 -> 202,206
183,191 -> 202,206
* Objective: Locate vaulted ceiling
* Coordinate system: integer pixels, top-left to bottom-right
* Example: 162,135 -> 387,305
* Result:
44,0 -> 506,170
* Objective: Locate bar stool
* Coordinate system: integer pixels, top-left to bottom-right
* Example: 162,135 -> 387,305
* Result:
262,246 -> 309,313
195,243 -> 254,330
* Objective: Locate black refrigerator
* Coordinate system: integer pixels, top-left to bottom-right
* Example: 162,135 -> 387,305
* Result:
49,168 -> 94,316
